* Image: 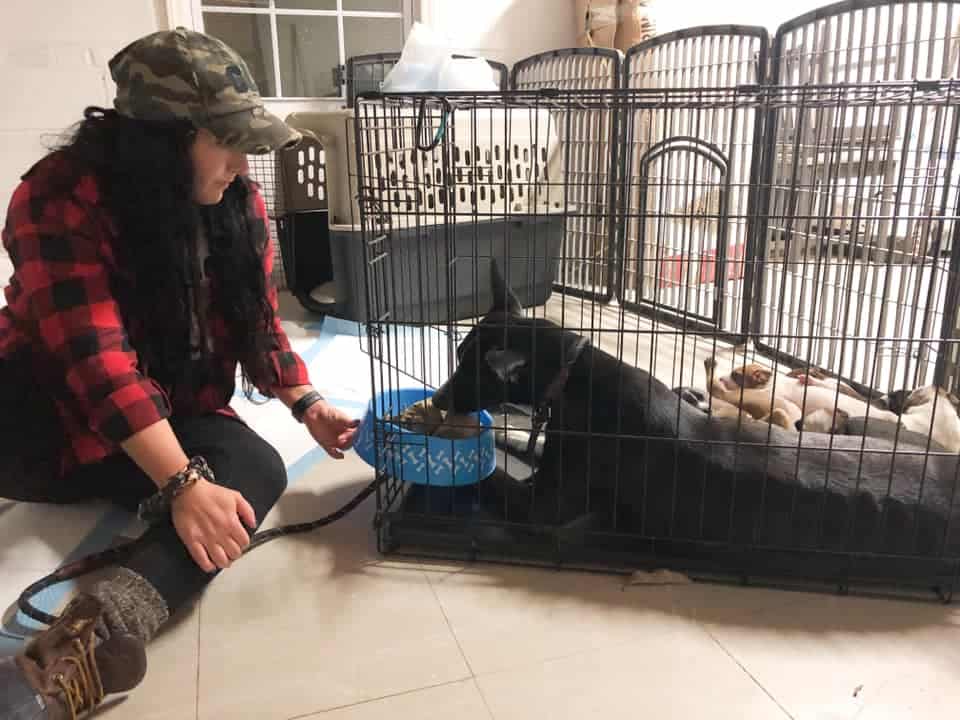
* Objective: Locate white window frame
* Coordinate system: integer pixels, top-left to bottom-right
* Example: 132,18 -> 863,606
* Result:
174,0 -> 416,100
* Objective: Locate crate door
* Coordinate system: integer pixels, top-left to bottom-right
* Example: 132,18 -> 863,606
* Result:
625,136 -> 733,329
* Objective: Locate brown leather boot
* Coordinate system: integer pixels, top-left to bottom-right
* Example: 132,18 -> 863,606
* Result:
12,593 -> 147,719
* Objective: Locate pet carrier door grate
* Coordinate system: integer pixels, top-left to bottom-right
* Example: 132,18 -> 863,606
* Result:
246,136 -> 328,298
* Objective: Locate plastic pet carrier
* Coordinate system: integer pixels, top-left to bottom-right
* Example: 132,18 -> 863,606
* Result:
284,93 -> 566,324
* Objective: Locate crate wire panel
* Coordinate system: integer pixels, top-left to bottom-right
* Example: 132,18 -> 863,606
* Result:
756,0 -> 960,392
357,98 -> 565,225
511,49 -> 623,302
353,92 -> 569,391
621,27 -> 770,346
353,92 -> 573,526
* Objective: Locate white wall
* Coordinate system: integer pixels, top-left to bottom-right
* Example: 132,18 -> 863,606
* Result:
0,1 -> 166,231
0,0 -> 833,236
419,0 -> 577,68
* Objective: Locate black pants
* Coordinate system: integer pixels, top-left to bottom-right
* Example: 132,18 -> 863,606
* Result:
67,414 -> 288,613
0,353 -> 287,615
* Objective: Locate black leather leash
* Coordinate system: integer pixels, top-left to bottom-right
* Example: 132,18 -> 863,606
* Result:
17,476 -> 384,627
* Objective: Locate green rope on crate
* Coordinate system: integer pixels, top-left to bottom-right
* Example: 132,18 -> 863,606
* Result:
415,97 -> 451,152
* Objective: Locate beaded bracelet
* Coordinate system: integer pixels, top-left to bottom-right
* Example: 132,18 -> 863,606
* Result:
137,456 -> 215,523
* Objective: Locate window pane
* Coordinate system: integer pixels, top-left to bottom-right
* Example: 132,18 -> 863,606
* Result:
275,0 -> 337,9
344,16 -> 404,59
202,12 -> 276,96
277,16 -> 340,97
344,0 -> 402,10
202,1 -> 269,7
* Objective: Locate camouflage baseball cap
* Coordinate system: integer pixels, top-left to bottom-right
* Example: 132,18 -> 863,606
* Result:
108,27 -> 301,154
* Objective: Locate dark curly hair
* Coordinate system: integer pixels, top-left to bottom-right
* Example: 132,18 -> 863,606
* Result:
56,106 -> 278,400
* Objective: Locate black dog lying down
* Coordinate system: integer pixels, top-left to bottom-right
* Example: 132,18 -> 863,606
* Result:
432,263 -> 960,557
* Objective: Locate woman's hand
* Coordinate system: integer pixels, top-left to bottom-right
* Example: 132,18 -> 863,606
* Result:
303,400 -> 360,459
171,478 -> 257,573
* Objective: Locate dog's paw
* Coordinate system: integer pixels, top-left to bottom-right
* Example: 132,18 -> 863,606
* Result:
769,408 -> 794,430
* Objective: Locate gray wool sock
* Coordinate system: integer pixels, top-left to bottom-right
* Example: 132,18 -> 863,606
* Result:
91,567 -> 170,646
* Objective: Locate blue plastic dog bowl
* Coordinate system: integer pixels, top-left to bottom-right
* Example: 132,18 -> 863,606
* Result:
354,387 -> 496,486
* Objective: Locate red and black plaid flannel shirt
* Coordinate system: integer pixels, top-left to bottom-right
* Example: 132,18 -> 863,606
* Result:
0,151 -> 310,477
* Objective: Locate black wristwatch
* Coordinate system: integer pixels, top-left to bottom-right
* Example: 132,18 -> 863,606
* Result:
291,390 -> 324,423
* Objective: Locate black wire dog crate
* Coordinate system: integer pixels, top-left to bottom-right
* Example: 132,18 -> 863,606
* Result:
356,2 -> 960,602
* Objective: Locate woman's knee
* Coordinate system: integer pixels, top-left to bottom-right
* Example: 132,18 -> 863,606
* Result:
241,433 -> 288,506
174,415 -> 288,510
216,429 -> 288,515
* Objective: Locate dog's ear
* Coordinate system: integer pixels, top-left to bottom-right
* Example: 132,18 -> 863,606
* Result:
485,348 -> 527,382
490,259 -> 522,316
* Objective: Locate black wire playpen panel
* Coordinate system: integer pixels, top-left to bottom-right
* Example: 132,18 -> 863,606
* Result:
355,82 -> 960,602
620,27 -> 770,351
753,0 -> 960,391
511,48 -> 623,303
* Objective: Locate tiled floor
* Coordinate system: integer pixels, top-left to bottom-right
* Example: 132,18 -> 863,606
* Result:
90,451 -> 960,720
3,280 -> 960,718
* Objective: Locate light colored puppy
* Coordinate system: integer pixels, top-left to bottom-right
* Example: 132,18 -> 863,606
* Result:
705,358 -> 899,431
674,385 -> 792,425
703,358 -> 801,429
886,386 -> 960,453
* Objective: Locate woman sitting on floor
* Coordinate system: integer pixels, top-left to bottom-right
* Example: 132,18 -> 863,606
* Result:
0,28 -> 358,719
